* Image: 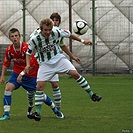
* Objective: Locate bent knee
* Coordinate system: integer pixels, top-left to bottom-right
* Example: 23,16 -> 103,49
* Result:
68,70 -> 80,80
51,82 -> 59,88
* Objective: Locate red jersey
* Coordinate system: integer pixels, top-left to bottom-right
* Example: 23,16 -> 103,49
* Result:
3,42 -> 39,78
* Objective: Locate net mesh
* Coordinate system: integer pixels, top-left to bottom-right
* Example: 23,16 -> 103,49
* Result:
0,0 -> 132,74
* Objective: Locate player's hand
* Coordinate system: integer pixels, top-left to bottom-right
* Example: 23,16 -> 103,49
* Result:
73,56 -> 81,64
17,74 -> 23,82
0,76 -> 5,84
84,40 -> 92,45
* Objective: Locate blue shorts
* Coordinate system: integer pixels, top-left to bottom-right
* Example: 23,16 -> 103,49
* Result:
8,72 -> 36,92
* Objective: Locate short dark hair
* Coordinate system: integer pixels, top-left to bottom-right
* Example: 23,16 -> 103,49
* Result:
9,28 -> 20,37
50,13 -> 61,24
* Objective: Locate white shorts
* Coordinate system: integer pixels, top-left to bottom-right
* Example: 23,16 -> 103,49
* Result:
37,56 -> 76,81
49,74 -> 59,82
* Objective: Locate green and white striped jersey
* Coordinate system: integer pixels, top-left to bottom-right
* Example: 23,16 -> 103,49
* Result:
27,26 -> 71,63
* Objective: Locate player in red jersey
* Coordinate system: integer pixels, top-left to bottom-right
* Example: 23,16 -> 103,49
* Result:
0,28 -> 64,120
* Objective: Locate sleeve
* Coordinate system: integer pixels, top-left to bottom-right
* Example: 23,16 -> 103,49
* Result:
59,37 -> 65,47
54,27 -> 71,38
30,54 -> 38,67
59,28 -> 71,38
26,38 -> 36,55
3,49 -> 11,67
30,28 -> 40,38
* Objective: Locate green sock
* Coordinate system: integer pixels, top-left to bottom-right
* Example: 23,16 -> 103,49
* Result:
27,91 -> 34,107
35,91 -> 44,114
36,105 -> 42,114
77,76 -> 94,97
85,89 -> 93,97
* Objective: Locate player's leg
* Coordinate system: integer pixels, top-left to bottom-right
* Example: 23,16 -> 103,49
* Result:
68,70 -> 102,101
33,64 -> 64,121
51,82 -> 61,110
43,93 -> 64,119
50,74 -> 61,110
34,81 -> 46,119
26,90 -> 35,119
22,76 -> 36,119
0,83 -> 15,120
56,57 -> 102,102
0,72 -> 20,120
34,81 -> 64,121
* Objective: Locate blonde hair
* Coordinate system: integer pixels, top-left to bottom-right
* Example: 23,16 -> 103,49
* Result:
39,18 -> 53,30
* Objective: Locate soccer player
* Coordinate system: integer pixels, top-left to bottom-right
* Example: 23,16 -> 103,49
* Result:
25,18 -> 102,121
30,13 -> 81,111
0,28 -> 64,121
48,13 -> 63,111
49,13 -> 82,110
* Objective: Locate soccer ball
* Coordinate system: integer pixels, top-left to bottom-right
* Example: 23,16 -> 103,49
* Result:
73,19 -> 88,35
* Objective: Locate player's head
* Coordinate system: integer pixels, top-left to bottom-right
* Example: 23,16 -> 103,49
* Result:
9,28 -> 21,44
50,12 -> 61,27
39,18 -> 53,38
9,28 -> 21,37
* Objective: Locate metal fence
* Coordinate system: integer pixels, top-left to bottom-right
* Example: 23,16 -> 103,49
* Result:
0,0 -> 132,74
0,44 -> 13,75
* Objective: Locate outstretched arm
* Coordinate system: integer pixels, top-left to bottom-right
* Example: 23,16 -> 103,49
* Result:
70,34 -> 92,45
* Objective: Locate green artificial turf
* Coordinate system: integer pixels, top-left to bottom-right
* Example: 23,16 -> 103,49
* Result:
0,75 -> 132,133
